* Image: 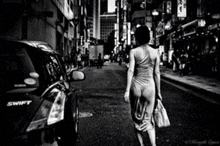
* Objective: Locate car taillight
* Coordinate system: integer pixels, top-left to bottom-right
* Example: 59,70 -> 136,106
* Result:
47,92 -> 66,125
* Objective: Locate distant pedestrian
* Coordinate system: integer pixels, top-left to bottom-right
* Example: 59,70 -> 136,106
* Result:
124,25 -> 162,146
118,55 -> 122,65
179,50 -> 188,75
171,50 -> 178,72
77,50 -> 82,69
97,53 -> 102,69
210,46 -> 218,75
125,54 -> 129,69
71,49 -> 77,68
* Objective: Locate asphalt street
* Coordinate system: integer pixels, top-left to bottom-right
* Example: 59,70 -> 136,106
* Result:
72,62 -> 220,146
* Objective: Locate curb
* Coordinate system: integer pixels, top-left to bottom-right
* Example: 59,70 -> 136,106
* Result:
161,74 -> 220,103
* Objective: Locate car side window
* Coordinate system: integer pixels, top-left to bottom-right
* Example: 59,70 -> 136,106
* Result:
26,49 -> 52,87
45,61 -> 57,82
55,55 -> 68,79
28,49 -> 60,85
48,55 -> 65,81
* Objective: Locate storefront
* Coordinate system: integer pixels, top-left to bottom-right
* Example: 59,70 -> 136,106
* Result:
164,25 -> 182,68
156,21 -> 181,67
206,23 -> 220,77
173,20 -> 220,77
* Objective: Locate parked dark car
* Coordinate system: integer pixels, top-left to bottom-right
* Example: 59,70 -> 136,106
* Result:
0,39 -> 85,146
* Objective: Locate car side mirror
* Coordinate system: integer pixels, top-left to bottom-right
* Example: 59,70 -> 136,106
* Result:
69,70 -> 86,82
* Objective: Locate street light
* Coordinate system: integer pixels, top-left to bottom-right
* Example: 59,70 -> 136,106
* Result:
152,9 -> 159,48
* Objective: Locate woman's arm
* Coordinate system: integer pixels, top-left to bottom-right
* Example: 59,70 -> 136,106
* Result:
124,49 -> 135,102
154,51 -> 162,100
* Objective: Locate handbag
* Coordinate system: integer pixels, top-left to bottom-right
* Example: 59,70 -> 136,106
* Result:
154,99 -> 171,128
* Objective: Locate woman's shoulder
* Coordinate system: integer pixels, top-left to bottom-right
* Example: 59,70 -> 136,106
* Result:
130,47 -> 139,54
132,46 -> 146,55
147,45 -> 159,54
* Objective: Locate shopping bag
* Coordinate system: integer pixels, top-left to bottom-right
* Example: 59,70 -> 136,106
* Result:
154,99 -> 171,128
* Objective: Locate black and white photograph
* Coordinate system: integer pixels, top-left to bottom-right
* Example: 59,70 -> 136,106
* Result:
0,0 -> 220,146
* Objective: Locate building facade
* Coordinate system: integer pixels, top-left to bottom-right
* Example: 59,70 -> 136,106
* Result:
100,13 -> 116,42
86,0 -> 101,41
0,0 -> 88,61
127,0 -> 220,78
157,0 -> 220,78
101,0 -> 108,15
93,0 -> 101,40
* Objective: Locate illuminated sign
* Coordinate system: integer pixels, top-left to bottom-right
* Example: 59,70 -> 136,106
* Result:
198,19 -> 206,27
197,0 -> 205,17
182,20 -> 198,36
156,22 -> 165,37
127,22 -> 131,45
177,0 -> 187,17
208,23 -> 220,30
166,1 -> 172,14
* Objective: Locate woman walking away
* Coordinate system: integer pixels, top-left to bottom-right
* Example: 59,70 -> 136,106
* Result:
124,25 -> 162,146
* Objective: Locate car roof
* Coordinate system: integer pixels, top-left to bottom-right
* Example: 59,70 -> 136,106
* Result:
19,40 -> 57,54
0,38 -> 57,54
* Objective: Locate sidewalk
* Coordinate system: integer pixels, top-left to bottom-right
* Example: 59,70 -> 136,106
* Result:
160,66 -> 220,103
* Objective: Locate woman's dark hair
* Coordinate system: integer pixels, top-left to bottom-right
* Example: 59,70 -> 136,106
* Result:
135,25 -> 150,45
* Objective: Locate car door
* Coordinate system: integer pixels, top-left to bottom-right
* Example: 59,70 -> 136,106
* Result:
24,52 -> 67,131
22,52 -> 78,146
50,54 -> 78,125
44,53 -> 78,127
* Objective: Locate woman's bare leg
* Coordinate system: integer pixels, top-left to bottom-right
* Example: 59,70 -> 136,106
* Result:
135,128 -> 145,146
147,128 -> 157,146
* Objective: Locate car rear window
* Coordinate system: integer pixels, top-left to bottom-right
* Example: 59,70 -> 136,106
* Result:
0,41 -> 39,92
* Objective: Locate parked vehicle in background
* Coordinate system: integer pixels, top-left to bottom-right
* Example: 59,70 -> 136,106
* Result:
0,39 -> 86,146
88,44 -> 104,66
104,54 -> 110,62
